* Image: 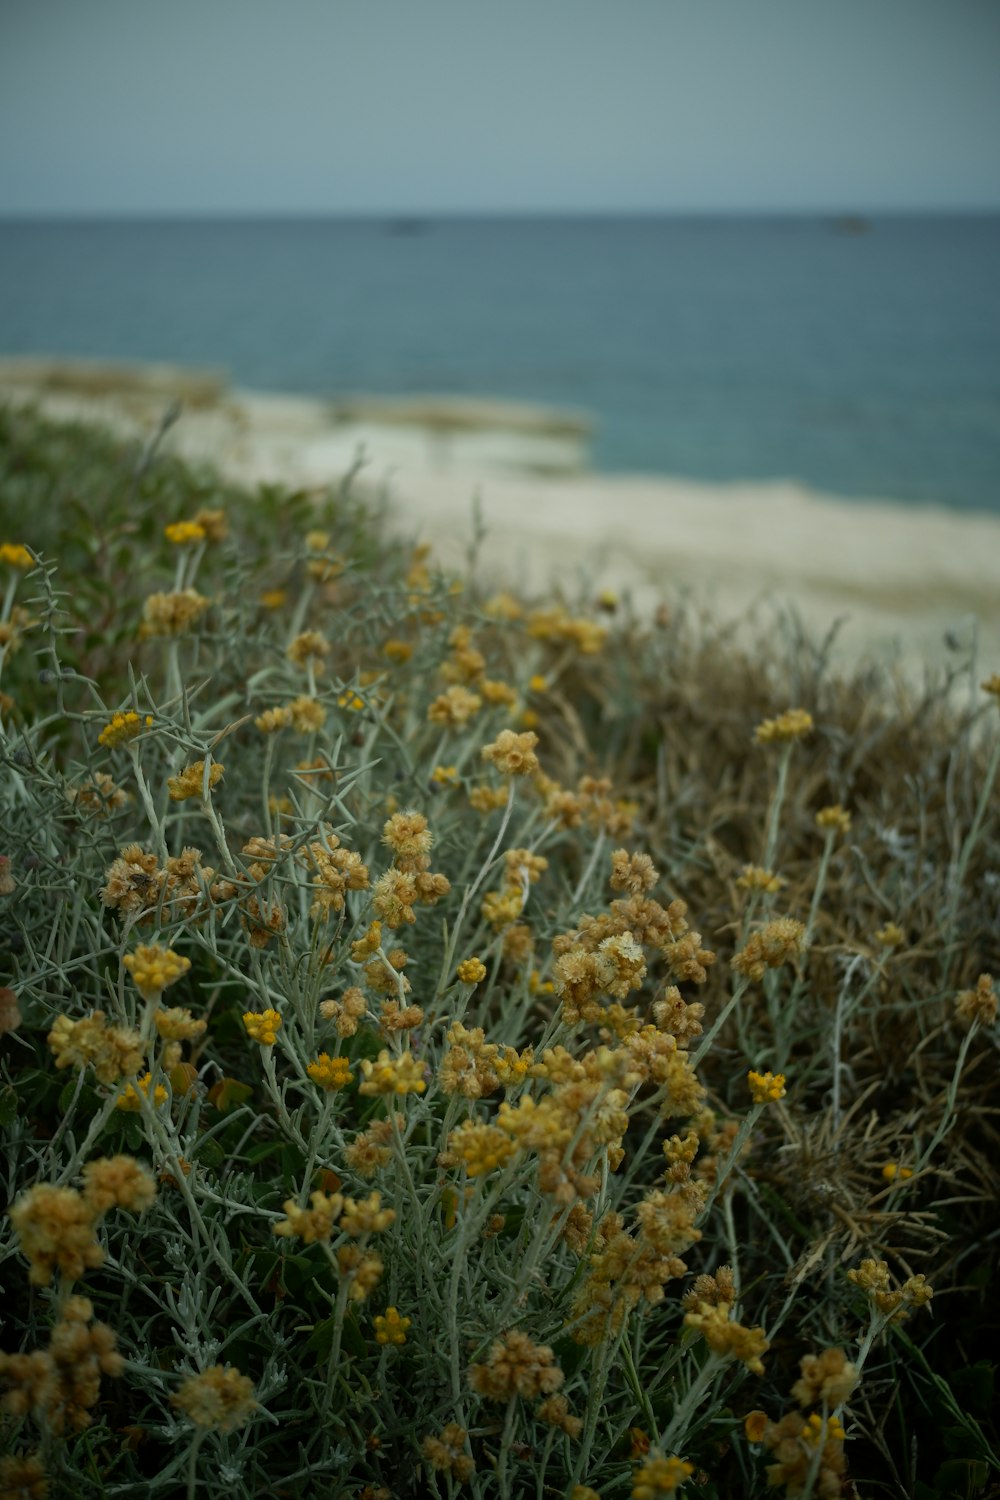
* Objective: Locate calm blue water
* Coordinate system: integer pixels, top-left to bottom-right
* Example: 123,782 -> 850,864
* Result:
1,215 -> 998,509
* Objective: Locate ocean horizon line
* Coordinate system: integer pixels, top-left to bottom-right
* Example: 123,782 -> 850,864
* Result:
3,207 -> 1000,225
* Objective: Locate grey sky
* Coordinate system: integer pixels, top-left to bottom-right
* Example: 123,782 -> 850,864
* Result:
2,0 -> 999,214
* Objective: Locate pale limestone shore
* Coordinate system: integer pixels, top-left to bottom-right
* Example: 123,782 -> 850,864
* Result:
3,358 -> 999,681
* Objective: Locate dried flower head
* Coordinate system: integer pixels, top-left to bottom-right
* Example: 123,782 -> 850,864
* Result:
955,973 -> 997,1028
7,1184 -> 104,1285
141,589 -> 209,637
421,1424 -> 476,1481
732,918 -> 807,982
469,1330 -> 564,1401
80,1156 -> 157,1215
286,630 -> 330,668
791,1348 -> 859,1409
47,1011 -> 144,1086
481,729 -> 540,777
172,1365 -> 256,1432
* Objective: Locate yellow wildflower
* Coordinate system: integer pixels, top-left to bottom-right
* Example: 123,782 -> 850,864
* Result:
340,1192 -> 395,1235
123,943 -> 191,999
115,1073 -> 169,1111
748,1070 -> 786,1104
441,1120 -> 516,1177
431,763 -> 459,786
164,521 -> 206,545
255,705 -> 292,733
358,1048 -> 426,1096
457,957 -> 487,985
736,864 -> 786,894
632,1452 -> 694,1498
875,922 -> 905,947
383,638 -> 414,663
881,1162 -> 913,1182
167,759 -> 224,801
307,1053 -> 353,1090
0,542 -> 34,570
288,694 -> 327,732
373,1307 -> 411,1346
98,711 -> 153,749
274,1189 -> 343,1243
338,689 -> 366,711
683,1300 -> 770,1374
815,804 -> 851,835
260,588 -> 287,610
753,707 -> 814,744
243,1010 -> 282,1046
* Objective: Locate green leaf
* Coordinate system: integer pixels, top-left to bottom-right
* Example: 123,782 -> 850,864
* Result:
0,1084 -> 18,1126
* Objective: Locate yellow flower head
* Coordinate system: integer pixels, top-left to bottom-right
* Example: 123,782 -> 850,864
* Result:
307,1052 -> 353,1090
457,957 -> 487,985
881,1162 -> 913,1182
815,804 -> 851,835
167,759 -> 224,801
243,1010 -> 282,1046
115,1073 -> 169,1111
748,1069 -> 786,1105
373,1307 -> 411,1346
164,521 -> 206,546
0,543 -> 34,570
632,1451 -> 694,1498
98,711 -> 153,749
358,1048 -> 426,1096
123,944 -> 191,1000
753,708 -> 814,744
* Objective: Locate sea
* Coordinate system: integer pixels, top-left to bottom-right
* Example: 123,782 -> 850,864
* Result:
0,215 -> 998,511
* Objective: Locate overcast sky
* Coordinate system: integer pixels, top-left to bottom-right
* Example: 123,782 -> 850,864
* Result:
2,0 -> 999,214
